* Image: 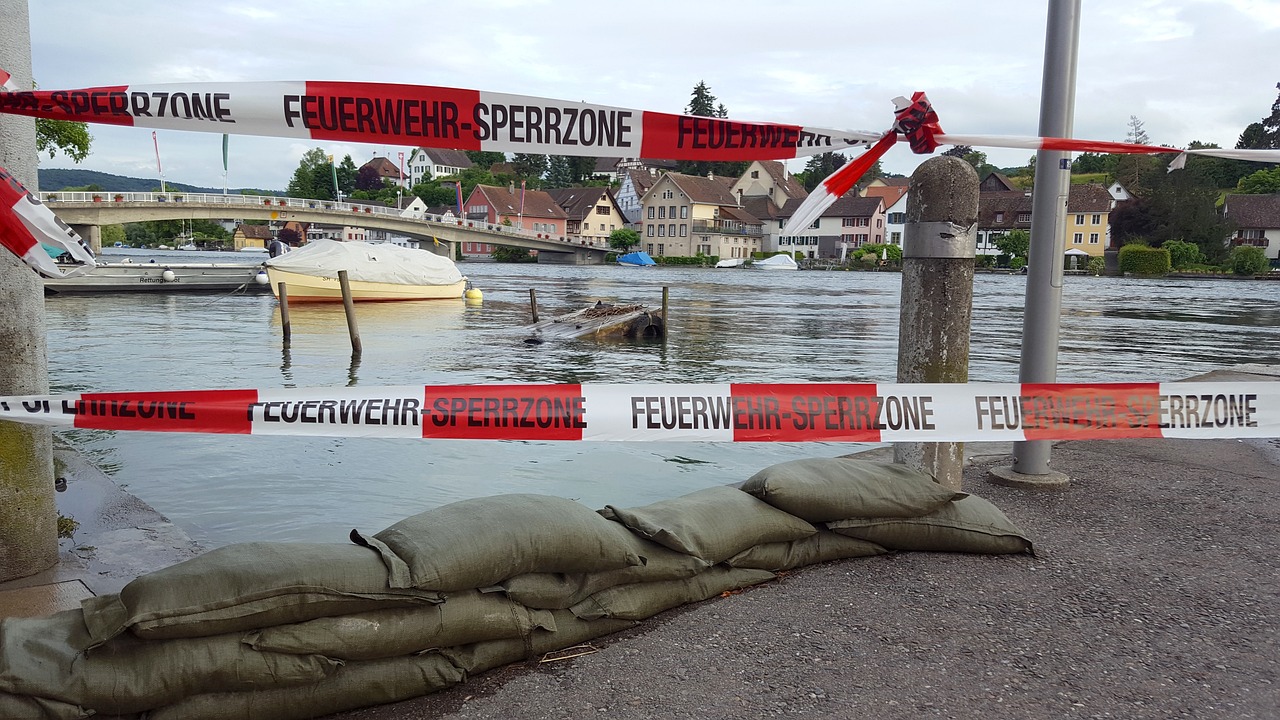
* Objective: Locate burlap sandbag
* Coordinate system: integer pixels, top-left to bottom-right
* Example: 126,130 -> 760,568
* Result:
828,494 -> 1033,554
146,652 -> 464,720
0,609 -> 339,715
491,534 -> 710,609
439,611 -> 637,676
725,530 -> 888,571
741,457 -> 964,521
0,692 -> 88,720
80,542 -> 440,644
244,590 -> 555,661
569,566 -> 776,622
361,494 -> 643,591
599,485 -> 815,563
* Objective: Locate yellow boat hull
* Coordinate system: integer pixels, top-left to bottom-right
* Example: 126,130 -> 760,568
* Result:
265,267 -> 466,302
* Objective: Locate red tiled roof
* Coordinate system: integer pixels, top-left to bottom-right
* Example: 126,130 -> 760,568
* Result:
473,184 -> 568,219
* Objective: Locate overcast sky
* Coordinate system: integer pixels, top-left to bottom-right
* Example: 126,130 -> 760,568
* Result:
24,0 -> 1280,191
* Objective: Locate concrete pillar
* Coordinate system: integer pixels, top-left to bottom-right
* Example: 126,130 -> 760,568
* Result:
71,223 -> 102,254
0,0 -> 59,582
893,156 -> 979,490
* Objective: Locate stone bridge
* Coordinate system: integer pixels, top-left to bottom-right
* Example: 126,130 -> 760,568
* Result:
42,191 -> 611,264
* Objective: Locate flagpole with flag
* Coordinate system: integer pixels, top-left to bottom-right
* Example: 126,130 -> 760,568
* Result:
329,154 -> 340,202
454,181 -> 464,218
518,179 -> 526,231
153,131 -> 166,193
222,134 -> 229,195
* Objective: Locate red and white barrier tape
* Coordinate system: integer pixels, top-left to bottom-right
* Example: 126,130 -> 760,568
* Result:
4,77 -> 1279,274
1,382 -> 1275,443
0,166 -> 96,278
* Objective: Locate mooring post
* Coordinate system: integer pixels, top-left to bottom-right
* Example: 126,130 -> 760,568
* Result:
661,286 -> 669,321
529,288 -> 540,322
893,156 -> 979,490
277,281 -> 292,348
337,270 -> 362,356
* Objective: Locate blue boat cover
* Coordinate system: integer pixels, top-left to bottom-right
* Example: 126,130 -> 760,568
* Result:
618,251 -> 656,266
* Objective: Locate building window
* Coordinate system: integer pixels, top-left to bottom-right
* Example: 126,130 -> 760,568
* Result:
647,243 -> 654,253
679,224 -> 687,237
668,224 -> 676,237
877,218 -> 883,228
891,231 -> 901,244
1241,228 -> 1264,239
657,225 -> 665,237
995,211 -> 1005,223
680,206 -> 688,219
810,219 -> 820,229
841,233 -> 855,244
1075,214 -> 1084,224
647,207 -> 655,220
888,212 -> 905,224
751,170 -> 759,178
658,207 -> 666,219
599,224 -> 606,231
647,225 -> 654,237
856,234 -> 868,246
669,205 -> 676,219
1073,233 -> 1083,244
1092,214 -> 1101,225
842,218 -> 855,227
596,206 -> 609,215
1017,213 -> 1031,223
657,244 -> 664,256
1089,233 -> 1099,244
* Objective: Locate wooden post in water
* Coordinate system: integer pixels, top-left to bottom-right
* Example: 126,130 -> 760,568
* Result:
276,281 -> 292,348
661,286 -> 669,322
338,270 -> 362,355
529,288 -> 539,322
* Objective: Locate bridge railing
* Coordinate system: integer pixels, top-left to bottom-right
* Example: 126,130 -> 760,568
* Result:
40,191 -> 613,250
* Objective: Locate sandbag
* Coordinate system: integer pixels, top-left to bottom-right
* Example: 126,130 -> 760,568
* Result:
0,609 -> 339,715
0,692 -> 88,720
244,590 -> 555,661
146,652 -> 463,720
80,543 -> 440,644
569,566 -> 776,622
491,534 -> 710,609
439,611 -> 637,676
828,494 -> 1033,554
725,530 -> 888,571
741,457 -> 963,521
599,485 -> 816,563
362,494 -> 642,591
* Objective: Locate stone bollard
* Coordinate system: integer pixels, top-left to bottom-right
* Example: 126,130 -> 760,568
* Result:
893,156 -> 979,490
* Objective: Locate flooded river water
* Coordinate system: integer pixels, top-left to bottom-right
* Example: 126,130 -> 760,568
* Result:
43,250 -> 1280,547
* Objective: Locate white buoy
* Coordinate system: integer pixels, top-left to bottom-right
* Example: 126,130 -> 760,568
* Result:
255,270 -> 270,285
161,269 -> 176,282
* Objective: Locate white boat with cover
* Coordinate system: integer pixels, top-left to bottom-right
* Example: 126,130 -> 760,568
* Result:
753,253 -> 799,271
43,260 -> 271,294
264,239 -> 466,302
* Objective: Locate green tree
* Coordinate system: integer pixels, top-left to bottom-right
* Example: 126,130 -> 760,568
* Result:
35,119 -> 92,162
286,148 -> 333,199
1230,245 -> 1268,275
491,246 -> 535,263
798,152 -> 847,191
608,228 -> 640,252
686,80 -> 718,116
412,181 -> 458,207
466,151 -> 508,168
512,153 -> 548,181
995,229 -> 1030,260
1162,239 -> 1203,269
1237,122 -> 1269,150
545,155 -> 574,188
1259,81 -> 1280,149
100,224 -> 125,247
1125,115 -> 1150,145
1072,152 -> 1108,174
336,155 -> 358,196
1235,166 -> 1280,194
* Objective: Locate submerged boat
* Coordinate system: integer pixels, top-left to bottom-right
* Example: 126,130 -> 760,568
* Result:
753,253 -> 799,271
43,261 -> 271,294
617,251 -> 657,267
264,239 -> 466,302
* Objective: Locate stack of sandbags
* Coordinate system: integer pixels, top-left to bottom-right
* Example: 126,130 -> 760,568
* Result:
0,465 -> 1032,720
740,457 -> 1034,555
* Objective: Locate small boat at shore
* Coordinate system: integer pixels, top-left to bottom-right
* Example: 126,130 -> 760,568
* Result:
617,251 -> 657,267
714,258 -> 745,268
264,239 -> 466,302
43,261 -> 271,294
753,253 -> 799,271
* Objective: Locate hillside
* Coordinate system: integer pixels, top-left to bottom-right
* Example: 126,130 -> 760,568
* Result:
37,168 -> 279,195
